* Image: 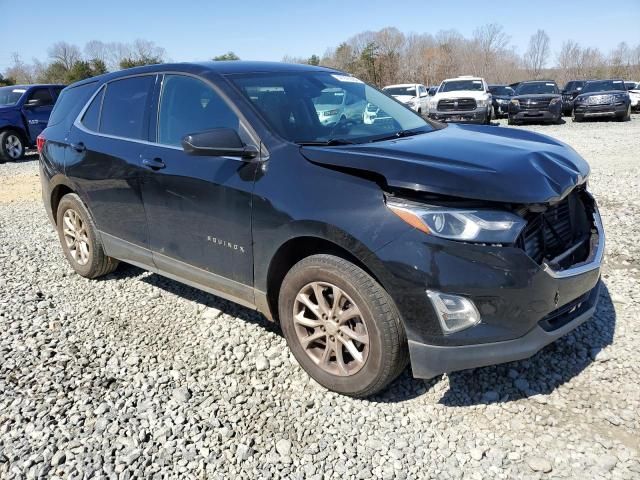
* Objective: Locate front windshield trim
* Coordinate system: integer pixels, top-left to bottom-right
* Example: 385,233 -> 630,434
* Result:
227,71 -> 442,146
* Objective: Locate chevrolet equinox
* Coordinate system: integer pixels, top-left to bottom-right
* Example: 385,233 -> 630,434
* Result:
39,62 -> 604,397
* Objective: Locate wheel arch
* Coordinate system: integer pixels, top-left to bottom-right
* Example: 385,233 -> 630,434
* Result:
264,234 -> 387,323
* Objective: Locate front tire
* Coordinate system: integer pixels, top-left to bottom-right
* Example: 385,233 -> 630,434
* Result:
279,254 -> 408,397
619,105 -> 631,122
0,131 -> 25,162
56,193 -> 119,279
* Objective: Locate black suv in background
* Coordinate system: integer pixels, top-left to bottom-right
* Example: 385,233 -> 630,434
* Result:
508,80 -> 562,125
573,79 -> 631,122
561,80 -> 586,116
38,62 -> 604,397
488,84 -> 514,118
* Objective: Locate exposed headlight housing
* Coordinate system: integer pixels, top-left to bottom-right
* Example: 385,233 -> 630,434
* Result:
510,99 -> 520,107
549,98 -> 561,105
387,200 -> 527,244
427,290 -> 481,333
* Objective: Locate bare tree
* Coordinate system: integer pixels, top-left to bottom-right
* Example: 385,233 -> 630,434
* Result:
472,24 -> 510,78
4,53 -> 36,84
524,30 -> 551,79
48,41 -> 81,70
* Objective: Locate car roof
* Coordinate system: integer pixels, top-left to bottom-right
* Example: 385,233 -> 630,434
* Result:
68,61 -> 341,88
442,76 -> 483,82
384,83 -> 418,88
519,80 -> 557,84
5,84 -> 66,89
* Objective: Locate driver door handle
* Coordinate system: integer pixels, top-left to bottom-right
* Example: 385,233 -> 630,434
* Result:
142,157 -> 166,170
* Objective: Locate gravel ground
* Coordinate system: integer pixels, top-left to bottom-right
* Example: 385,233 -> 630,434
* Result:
1,116 -> 639,479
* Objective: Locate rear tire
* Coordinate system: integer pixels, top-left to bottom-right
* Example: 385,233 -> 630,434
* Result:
278,254 -> 408,397
0,130 -> 25,162
56,193 -> 119,279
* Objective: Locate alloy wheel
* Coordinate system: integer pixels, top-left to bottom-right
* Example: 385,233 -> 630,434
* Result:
62,208 -> 91,266
293,281 -> 370,376
4,134 -> 23,159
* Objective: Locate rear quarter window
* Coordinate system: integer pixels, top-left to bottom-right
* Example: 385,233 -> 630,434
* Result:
48,82 -> 99,129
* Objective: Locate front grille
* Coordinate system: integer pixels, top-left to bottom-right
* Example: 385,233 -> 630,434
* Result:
517,189 -> 593,266
519,99 -> 552,110
437,98 -> 477,111
586,94 -> 614,105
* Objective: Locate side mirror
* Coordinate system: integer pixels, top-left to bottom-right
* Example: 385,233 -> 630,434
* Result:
182,128 -> 259,160
25,98 -> 44,108
419,91 -> 428,98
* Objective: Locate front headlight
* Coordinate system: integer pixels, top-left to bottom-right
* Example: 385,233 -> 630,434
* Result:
387,200 -> 527,243
549,98 -> 561,105
476,99 -> 488,107
510,99 -> 520,107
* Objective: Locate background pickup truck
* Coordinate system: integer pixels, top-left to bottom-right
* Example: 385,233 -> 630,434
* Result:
0,84 -> 65,161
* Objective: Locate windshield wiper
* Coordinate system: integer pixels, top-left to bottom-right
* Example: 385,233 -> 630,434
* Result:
368,129 -> 425,143
296,138 -> 356,146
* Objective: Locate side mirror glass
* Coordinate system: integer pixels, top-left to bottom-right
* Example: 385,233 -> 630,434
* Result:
182,128 -> 259,161
25,98 -> 44,108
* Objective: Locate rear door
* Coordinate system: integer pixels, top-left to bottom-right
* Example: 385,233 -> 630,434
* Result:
65,75 -> 156,263
22,87 -> 56,143
139,73 -> 259,300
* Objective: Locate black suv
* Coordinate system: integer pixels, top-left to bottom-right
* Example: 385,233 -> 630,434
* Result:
508,80 -> 562,124
561,80 -> 586,116
573,79 -> 631,122
39,62 -> 604,397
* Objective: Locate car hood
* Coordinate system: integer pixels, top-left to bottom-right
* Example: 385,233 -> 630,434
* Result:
300,124 -> 589,204
0,105 -> 18,114
433,91 -> 487,100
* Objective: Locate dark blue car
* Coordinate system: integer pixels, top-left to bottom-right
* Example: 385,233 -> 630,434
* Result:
38,62 -> 604,397
0,84 -> 65,161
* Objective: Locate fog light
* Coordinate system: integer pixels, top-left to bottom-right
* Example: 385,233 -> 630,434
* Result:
427,290 -> 480,334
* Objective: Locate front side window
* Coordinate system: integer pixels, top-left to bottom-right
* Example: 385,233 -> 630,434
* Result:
230,72 -> 433,144
28,88 -> 54,106
100,76 -> 155,140
0,86 -> 26,106
157,75 -> 240,147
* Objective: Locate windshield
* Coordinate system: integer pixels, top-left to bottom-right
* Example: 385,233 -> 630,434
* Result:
515,82 -> 558,95
0,86 -> 26,107
230,72 -> 433,144
488,86 -> 513,96
564,81 -> 584,91
582,80 -> 625,93
384,86 -> 416,97
313,89 -> 345,106
439,80 -> 484,92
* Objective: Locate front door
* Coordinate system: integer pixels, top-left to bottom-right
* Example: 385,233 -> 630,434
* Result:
140,74 -> 258,301
22,87 -> 56,142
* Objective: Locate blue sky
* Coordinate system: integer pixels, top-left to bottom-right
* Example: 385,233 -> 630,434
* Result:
1,0 -> 639,71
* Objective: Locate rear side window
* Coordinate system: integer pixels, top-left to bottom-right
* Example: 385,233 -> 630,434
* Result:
48,82 -> 98,128
157,74 -> 239,147
81,87 -> 104,131
100,76 -> 155,140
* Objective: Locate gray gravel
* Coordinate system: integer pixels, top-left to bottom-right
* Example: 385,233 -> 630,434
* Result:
1,117 -> 639,479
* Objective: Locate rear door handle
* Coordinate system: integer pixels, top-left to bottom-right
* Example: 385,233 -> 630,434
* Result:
142,158 -> 166,170
70,142 -> 86,153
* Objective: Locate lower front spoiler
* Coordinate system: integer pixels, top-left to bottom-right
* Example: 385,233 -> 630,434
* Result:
409,283 -> 600,379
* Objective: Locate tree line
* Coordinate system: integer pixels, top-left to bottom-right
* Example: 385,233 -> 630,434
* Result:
2,25 -> 639,88
291,25 -> 639,87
